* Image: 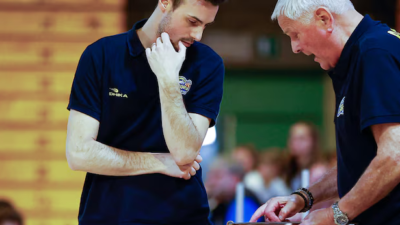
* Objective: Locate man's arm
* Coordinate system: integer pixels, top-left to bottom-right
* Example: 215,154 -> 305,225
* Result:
146,34 -> 211,165
250,165 -> 339,222
66,109 -> 201,179
338,123 -> 400,220
309,166 -> 339,205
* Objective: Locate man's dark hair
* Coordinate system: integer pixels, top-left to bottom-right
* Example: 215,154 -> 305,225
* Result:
171,0 -> 227,10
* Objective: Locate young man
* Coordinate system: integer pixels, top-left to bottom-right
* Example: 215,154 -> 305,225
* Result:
251,0 -> 400,225
66,0 -> 226,224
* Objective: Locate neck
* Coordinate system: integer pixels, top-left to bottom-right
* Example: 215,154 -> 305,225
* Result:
137,9 -> 163,49
335,10 -> 364,51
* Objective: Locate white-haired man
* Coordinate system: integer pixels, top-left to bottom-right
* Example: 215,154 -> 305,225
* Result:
250,0 -> 400,225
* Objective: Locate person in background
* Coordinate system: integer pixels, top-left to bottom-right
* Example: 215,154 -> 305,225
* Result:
205,158 -> 262,225
0,200 -> 23,225
232,144 -> 264,195
255,148 -> 292,203
284,122 -> 321,191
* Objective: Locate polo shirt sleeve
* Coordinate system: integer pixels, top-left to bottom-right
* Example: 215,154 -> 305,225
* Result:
360,48 -> 400,131
185,56 -> 224,127
67,44 -> 102,121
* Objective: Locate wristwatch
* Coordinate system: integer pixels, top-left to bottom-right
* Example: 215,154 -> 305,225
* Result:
332,201 -> 349,225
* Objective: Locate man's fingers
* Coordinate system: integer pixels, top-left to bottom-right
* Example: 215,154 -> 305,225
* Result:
145,48 -> 151,58
151,43 -> 156,52
193,161 -> 200,171
278,198 -> 301,221
250,203 -> 267,222
178,41 -> 187,56
183,173 -> 191,180
156,37 -> 163,48
195,154 -> 203,163
161,32 -> 173,47
190,167 -> 196,176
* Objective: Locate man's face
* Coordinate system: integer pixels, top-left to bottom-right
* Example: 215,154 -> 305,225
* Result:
158,0 -> 219,50
278,15 -> 339,70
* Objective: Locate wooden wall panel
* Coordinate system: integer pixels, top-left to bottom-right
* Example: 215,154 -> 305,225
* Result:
0,42 -> 88,66
0,0 -> 124,5
0,0 -> 126,223
0,72 -> 73,94
0,190 -> 81,211
0,100 -> 68,124
0,131 -> 66,153
0,161 -> 85,184
0,12 -> 123,36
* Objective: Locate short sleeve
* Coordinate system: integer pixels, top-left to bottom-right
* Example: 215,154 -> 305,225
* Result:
185,56 -> 224,127
360,49 -> 400,131
67,44 -> 102,121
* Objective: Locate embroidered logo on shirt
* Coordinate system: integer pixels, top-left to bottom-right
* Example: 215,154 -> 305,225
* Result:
337,97 -> 345,117
388,29 -> 400,39
179,76 -> 192,95
109,88 -> 128,98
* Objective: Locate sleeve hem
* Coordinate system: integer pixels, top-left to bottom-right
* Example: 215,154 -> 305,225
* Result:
186,105 -> 218,127
361,114 -> 400,132
67,101 -> 101,121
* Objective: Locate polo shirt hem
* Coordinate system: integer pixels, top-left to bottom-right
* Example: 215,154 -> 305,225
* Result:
186,104 -> 218,127
361,114 -> 400,131
67,101 -> 101,121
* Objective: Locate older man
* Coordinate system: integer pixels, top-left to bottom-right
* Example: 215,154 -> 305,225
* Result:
250,0 -> 400,225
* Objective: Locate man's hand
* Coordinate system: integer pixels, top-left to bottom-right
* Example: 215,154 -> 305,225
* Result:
145,32 -> 187,82
300,208 -> 335,225
155,153 -> 202,180
250,195 -> 305,222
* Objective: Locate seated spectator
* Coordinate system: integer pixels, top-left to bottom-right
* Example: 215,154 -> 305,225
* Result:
284,122 -> 321,191
254,148 -> 291,202
231,144 -> 264,195
205,158 -> 263,225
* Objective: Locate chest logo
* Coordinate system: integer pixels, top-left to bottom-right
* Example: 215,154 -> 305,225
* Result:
179,76 -> 192,95
337,97 -> 345,118
109,88 -> 128,98
388,29 -> 400,39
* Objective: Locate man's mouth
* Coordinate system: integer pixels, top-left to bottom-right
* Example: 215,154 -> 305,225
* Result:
182,41 -> 193,47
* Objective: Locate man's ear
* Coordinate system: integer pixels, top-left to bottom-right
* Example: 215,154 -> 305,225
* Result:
159,0 -> 171,12
315,7 -> 334,32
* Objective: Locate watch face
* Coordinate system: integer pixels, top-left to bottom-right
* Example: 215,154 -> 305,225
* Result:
336,215 -> 349,225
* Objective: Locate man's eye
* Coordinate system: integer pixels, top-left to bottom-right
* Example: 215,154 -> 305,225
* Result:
189,20 -> 197,24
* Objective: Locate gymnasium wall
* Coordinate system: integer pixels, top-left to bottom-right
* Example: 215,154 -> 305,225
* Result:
0,0 -> 126,224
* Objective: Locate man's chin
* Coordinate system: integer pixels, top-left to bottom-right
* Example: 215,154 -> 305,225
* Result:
318,62 -> 331,71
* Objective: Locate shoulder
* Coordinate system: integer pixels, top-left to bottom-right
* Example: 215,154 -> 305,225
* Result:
85,31 -> 129,55
356,26 -> 400,57
187,42 -> 223,66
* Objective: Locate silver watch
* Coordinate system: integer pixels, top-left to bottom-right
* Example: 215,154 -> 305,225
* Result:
332,201 -> 349,225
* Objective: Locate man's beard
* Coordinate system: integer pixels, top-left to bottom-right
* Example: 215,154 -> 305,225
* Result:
158,13 -> 194,50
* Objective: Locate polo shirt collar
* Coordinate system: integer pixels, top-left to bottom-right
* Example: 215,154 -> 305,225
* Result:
127,19 -> 148,57
328,15 -> 379,80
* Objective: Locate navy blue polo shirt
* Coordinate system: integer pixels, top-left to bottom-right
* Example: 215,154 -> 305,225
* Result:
329,15 -> 400,224
67,19 -> 224,225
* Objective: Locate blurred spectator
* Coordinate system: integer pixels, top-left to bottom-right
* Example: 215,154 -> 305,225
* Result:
284,122 -> 321,190
205,158 -> 263,225
254,148 -> 291,202
0,200 -> 23,225
231,144 -> 264,196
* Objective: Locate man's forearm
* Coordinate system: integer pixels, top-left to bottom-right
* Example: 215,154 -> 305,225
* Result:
339,155 -> 400,220
309,166 -> 339,204
67,139 -> 166,176
157,78 -> 203,165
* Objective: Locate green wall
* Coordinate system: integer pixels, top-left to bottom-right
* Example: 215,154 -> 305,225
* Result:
218,70 -> 324,151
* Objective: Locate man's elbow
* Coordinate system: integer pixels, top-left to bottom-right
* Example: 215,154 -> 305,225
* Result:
171,148 -> 199,165
66,144 -> 86,171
